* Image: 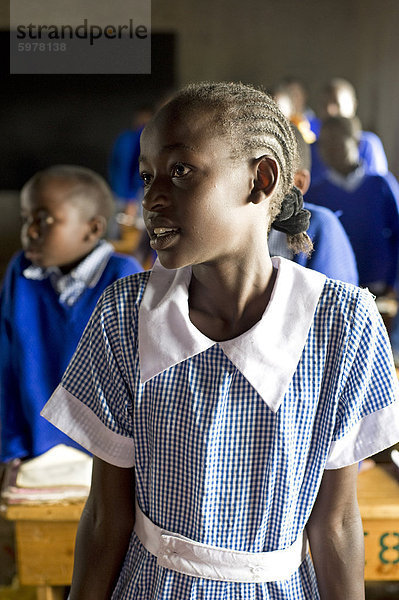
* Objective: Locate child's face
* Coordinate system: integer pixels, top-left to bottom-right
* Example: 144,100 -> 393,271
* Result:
20,178 -> 98,271
321,87 -> 356,120
319,129 -> 359,175
139,107 -> 265,270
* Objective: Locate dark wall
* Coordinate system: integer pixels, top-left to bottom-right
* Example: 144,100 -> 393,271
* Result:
0,31 -> 176,189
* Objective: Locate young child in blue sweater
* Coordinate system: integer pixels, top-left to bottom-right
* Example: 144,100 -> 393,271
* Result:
306,116 -> 399,297
310,78 -> 388,185
0,165 -> 142,462
268,124 -> 358,285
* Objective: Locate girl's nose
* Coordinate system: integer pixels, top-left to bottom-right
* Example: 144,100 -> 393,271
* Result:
142,179 -> 171,213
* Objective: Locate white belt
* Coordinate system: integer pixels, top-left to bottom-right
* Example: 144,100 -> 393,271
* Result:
134,501 -> 308,583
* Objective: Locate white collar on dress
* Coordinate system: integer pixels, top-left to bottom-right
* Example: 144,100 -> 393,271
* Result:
138,257 -> 326,412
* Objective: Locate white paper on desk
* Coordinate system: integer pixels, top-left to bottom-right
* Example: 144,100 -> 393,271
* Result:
16,444 -> 93,488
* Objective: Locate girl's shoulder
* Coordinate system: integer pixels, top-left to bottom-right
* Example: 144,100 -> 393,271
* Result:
95,270 -> 152,317
320,276 -> 370,307
106,268 -> 151,293
317,276 -> 381,337
282,257 -> 373,327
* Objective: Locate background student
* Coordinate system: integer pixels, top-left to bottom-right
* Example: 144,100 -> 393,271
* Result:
305,116 -> 399,299
0,164 -> 142,463
268,124 -> 358,284
310,78 -> 388,185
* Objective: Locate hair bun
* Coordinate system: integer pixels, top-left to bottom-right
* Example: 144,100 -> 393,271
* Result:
271,186 -> 311,236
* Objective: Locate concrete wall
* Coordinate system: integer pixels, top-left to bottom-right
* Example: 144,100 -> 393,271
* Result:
151,0 -> 399,177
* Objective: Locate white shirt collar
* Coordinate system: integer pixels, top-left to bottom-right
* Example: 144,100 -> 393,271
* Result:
139,257 -> 326,412
23,241 -> 114,305
23,240 -> 113,288
326,163 -> 365,192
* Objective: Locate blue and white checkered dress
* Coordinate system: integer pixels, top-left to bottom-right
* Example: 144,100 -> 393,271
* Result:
43,257 -> 399,599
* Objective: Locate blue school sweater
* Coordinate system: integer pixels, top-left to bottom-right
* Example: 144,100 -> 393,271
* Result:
306,169 -> 399,289
268,203 -> 359,285
295,203 -> 359,284
310,128 -> 388,185
0,250 -> 142,461
108,127 -> 144,202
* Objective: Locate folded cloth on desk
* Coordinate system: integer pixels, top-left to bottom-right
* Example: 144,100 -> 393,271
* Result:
16,444 -> 92,488
1,445 -> 92,505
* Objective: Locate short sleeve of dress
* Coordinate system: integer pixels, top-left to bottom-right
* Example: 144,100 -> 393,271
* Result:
41,274 -> 147,467
325,289 -> 399,469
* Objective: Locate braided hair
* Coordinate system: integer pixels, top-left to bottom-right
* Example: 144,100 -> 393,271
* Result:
164,81 -> 312,254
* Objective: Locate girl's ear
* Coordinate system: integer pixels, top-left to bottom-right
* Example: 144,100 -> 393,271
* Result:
250,156 -> 279,204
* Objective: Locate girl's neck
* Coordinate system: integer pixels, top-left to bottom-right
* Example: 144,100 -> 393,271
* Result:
188,254 -> 276,341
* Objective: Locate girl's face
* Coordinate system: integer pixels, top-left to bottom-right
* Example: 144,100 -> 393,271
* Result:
139,107 -> 266,270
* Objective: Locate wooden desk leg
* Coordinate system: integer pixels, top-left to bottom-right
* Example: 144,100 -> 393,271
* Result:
36,586 -> 65,600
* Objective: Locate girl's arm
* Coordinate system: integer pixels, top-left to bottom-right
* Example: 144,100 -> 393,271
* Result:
69,456 -> 136,600
306,463 -> 365,600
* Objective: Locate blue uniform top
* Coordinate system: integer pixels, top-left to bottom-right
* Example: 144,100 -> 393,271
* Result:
310,129 -> 388,185
0,248 -> 142,461
42,258 -> 399,599
268,202 -> 359,285
305,168 -> 399,290
108,127 -> 144,202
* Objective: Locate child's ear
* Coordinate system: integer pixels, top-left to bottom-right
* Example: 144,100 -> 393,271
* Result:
294,168 -> 311,195
250,156 -> 279,204
86,216 -> 107,241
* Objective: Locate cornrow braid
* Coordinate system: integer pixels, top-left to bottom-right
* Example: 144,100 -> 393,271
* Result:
165,81 -> 311,254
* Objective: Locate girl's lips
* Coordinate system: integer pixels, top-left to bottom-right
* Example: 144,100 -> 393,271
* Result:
150,229 -> 180,251
153,227 -> 177,235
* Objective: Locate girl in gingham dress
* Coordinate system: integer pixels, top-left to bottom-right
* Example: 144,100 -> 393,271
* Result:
43,82 -> 399,599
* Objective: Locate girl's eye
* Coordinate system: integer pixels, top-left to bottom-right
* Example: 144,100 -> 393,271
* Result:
140,172 -> 152,186
171,162 -> 191,178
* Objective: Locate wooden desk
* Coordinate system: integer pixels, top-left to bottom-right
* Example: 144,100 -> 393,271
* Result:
358,463 -> 399,581
2,463 -> 399,597
2,501 -> 84,600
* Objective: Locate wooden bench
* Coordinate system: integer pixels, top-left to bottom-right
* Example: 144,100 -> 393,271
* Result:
2,462 -> 399,598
